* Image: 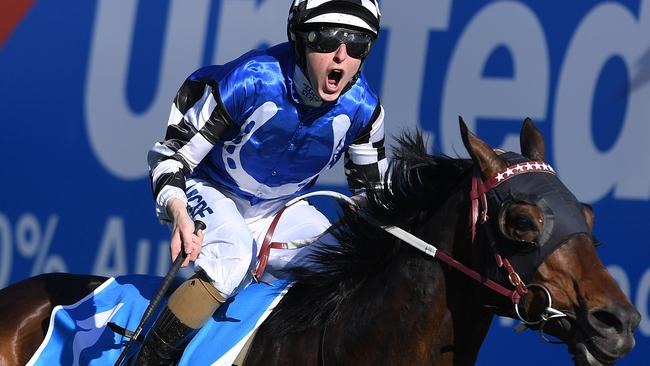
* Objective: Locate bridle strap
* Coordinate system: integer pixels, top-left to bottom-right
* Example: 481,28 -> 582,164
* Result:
470,168 -> 489,242
252,178 -> 536,305
472,165 -> 530,301
472,160 -> 558,300
362,208 -> 523,303
257,191 -> 524,303
433,249 -> 519,302
252,206 -> 288,281
250,189 -> 565,346
485,161 -> 555,189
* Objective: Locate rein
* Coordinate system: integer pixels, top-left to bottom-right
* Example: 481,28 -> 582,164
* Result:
470,167 -> 528,303
253,159 -> 569,340
280,191 -> 526,303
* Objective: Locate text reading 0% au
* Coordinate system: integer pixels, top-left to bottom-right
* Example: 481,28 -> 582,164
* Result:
13,213 -> 67,275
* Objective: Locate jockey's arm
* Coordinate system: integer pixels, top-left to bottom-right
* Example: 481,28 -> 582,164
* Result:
148,78 -> 234,264
148,78 -> 234,221
344,103 -> 388,195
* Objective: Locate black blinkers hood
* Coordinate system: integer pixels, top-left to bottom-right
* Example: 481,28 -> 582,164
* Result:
481,152 -> 591,285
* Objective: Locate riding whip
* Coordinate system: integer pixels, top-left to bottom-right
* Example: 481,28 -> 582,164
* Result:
109,220 -> 206,366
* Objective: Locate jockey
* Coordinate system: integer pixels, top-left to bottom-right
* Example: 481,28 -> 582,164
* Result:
139,0 -> 386,364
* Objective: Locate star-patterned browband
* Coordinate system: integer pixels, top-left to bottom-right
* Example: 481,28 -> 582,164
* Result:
485,162 -> 556,190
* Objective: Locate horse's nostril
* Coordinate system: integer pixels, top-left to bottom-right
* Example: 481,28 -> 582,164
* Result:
589,303 -> 641,335
591,309 -> 623,333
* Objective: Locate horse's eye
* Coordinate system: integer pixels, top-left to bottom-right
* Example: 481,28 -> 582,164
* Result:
512,214 -> 535,231
499,202 -> 543,245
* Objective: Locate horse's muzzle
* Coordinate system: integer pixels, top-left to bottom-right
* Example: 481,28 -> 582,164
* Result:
571,301 -> 640,365
587,301 -> 640,353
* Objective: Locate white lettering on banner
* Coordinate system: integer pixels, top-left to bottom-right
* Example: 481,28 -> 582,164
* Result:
554,1 -> 650,201
606,264 -> 650,336
638,268 -> 650,336
214,0 -> 287,64
380,0 -> 451,147
14,214 -> 66,276
135,239 -> 152,274
0,213 -> 66,286
134,239 -> 179,276
0,214 -> 11,289
441,2 -> 549,155
94,217 -> 128,277
92,217 -> 187,278
320,0 -> 452,184
86,0 -> 211,180
605,265 -> 650,337
83,0 -> 650,202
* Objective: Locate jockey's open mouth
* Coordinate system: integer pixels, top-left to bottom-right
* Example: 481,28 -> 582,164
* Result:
327,69 -> 343,90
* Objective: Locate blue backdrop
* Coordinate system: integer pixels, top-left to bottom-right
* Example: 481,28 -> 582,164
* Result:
1,1 -> 648,364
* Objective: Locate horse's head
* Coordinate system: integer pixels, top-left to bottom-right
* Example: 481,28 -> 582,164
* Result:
460,117 -> 640,365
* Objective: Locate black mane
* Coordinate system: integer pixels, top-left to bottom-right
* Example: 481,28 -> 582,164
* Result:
264,132 -> 472,335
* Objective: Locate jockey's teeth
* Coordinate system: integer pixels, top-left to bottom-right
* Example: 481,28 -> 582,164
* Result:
328,70 -> 342,84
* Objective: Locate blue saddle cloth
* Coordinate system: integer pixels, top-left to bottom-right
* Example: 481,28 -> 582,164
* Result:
27,275 -> 291,366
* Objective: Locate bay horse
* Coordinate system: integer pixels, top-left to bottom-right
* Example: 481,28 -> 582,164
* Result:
0,119 -> 640,366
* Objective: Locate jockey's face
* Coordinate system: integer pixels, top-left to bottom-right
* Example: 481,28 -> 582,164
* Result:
305,43 -> 362,102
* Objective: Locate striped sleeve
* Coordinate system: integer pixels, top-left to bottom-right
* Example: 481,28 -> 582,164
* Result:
148,78 -> 234,221
344,103 -> 388,194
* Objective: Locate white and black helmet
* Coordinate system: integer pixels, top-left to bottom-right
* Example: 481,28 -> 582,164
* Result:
288,0 -> 381,42
287,0 -> 381,79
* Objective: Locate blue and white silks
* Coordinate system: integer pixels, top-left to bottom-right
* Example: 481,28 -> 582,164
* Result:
189,43 -> 381,204
27,275 -> 291,366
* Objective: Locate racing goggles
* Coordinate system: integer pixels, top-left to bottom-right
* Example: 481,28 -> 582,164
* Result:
300,27 -> 373,59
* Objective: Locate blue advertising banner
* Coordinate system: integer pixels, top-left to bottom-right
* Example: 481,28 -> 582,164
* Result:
1,0 -> 648,364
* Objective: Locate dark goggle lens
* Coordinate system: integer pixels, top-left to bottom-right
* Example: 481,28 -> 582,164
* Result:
302,28 -> 373,59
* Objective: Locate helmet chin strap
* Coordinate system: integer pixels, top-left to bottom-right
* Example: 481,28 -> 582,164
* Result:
293,65 -> 324,107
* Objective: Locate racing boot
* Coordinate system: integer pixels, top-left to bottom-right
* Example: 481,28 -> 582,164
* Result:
135,270 -> 226,366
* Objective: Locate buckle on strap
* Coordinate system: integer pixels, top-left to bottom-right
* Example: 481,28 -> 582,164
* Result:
252,207 -> 288,282
251,191 -> 356,282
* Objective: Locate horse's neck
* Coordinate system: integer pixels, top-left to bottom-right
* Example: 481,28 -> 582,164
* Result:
325,187 -> 493,365
417,183 -> 495,364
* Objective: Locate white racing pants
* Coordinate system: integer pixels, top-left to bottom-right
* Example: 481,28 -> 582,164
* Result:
185,178 -> 334,298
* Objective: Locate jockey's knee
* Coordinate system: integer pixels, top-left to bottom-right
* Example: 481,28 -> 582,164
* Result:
195,240 -> 256,297
167,270 -> 226,328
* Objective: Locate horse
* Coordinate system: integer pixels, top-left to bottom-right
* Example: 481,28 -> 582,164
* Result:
0,119 -> 640,366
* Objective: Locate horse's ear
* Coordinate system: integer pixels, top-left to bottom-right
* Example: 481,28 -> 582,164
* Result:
459,116 -> 506,179
581,203 -> 595,231
520,118 -> 546,162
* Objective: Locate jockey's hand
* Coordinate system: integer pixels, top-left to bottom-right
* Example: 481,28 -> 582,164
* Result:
167,198 -> 204,267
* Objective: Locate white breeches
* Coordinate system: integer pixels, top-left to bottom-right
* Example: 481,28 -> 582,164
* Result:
185,178 -> 333,297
